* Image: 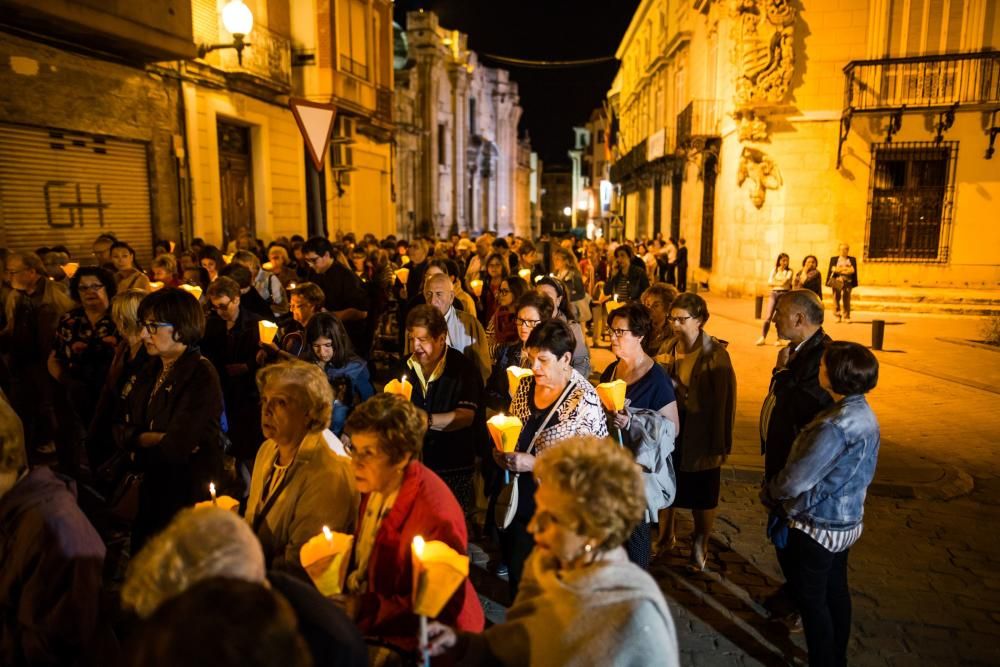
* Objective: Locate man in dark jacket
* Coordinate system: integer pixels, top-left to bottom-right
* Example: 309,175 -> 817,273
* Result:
0,392 -> 107,667
758,289 -> 832,620
301,237 -> 370,354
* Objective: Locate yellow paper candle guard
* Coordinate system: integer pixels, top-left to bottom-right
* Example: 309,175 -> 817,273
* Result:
411,535 -> 470,618
262,261 -> 274,271
223,253 -> 234,264
258,320 -> 279,344
148,281 -> 164,292
506,366 -> 533,398
63,262 -> 79,278
394,267 -> 410,284
384,376 -> 414,400
605,295 -> 625,315
487,413 -> 523,453
596,379 -> 627,412
301,526 -> 354,597
180,284 -> 203,300
469,279 -> 483,297
194,482 -> 240,512
518,268 -> 531,281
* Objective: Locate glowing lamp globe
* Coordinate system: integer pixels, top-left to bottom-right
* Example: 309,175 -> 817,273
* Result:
222,0 -> 254,37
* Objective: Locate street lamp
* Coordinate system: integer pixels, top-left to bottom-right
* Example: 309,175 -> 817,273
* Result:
562,206 -> 572,216
198,0 -> 254,65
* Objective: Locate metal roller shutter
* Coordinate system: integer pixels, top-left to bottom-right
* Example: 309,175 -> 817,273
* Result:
0,123 -> 154,266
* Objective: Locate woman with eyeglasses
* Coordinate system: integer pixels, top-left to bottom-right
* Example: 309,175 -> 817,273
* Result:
245,361 -> 358,578
485,275 -> 529,360
117,288 -> 224,551
654,293 -> 736,570
600,302 -> 680,568
485,292 -> 554,412
535,276 -> 591,379
110,241 -> 152,292
338,394 -> 484,660
300,312 -> 374,435
496,319 -> 608,597
641,282 -> 680,358
47,266 -> 120,475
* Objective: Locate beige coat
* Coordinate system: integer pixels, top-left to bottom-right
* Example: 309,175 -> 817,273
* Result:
245,431 -> 358,576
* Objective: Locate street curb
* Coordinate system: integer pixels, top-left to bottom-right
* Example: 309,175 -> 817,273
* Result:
937,336 -> 1000,353
723,463 -> 974,501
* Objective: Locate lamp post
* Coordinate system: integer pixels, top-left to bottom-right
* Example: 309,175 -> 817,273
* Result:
198,0 -> 254,65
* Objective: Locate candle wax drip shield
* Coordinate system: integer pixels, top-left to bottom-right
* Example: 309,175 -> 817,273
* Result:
384,378 -> 414,401
411,540 -> 469,618
300,531 -> 354,596
487,414 -> 523,453
506,366 -> 532,398
258,321 -> 279,344
596,379 -> 627,412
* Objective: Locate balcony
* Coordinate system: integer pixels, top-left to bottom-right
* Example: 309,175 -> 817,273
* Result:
676,99 -> 723,147
216,24 -> 292,94
843,51 -> 1000,113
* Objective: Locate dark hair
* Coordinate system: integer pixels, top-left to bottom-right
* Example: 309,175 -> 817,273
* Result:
802,254 -> 818,266
779,289 -> 825,326
302,236 -> 333,258
344,394 -> 426,464
200,245 -> 225,270
482,252 -> 509,279
614,245 -> 633,259
127,577 -> 311,667
302,312 -> 358,368
515,291 -> 554,321
670,292 -> 709,326
69,266 -> 117,303
823,341 -> 879,396
775,253 -> 790,269
518,239 -> 536,257
491,238 -> 509,251
219,263 -> 253,290
525,319 -> 576,360
138,288 -> 205,345
405,304 -> 448,339
642,282 -> 679,310
183,266 -> 211,288
206,276 -> 242,301
504,275 -> 530,303
110,241 -> 142,271
608,302 -> 653,343
535,275 -> 575,321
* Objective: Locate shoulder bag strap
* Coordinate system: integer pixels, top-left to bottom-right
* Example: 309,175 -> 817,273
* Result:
523,379 -> 577,457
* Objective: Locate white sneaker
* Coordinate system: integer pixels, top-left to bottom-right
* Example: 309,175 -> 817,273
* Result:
774,339 -> 788,347
755,336 -> 766,346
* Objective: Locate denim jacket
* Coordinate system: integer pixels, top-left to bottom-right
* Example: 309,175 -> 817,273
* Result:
769,394 -> 880,531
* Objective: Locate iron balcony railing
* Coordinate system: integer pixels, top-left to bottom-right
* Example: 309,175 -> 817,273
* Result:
843,51 -> 1000,113
676,99 -> 723,147
217,24 -> 292,91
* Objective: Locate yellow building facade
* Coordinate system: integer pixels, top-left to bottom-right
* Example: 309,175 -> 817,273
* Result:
610,0 -> 1000,305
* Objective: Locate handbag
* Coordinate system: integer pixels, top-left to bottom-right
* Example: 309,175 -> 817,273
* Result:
107,470 -> 143,524
495,380 -> 577,530
826,273 -> 845,290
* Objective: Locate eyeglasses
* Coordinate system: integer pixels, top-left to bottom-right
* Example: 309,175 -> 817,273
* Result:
498,288 -> 511,296
78,283 -> 106,292
142,321 -> 174,335
303,255 -> 320,266
609,328 -> 634,338
344,439 -> 380,463
516,318 -> 541,329
667,316 -> 692,324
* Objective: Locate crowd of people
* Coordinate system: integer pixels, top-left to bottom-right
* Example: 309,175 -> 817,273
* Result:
0,228 -> 879,667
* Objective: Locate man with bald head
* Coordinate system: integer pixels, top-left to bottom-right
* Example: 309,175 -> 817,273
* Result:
424,272 -> 490,383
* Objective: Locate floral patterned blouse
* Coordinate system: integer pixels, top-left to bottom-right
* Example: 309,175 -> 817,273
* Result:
53,307 -> 120,386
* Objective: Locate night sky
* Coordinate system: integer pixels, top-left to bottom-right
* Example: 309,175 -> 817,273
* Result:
393,0 -> 641,165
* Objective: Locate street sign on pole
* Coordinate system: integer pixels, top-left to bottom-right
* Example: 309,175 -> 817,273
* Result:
290,98 -> 336,172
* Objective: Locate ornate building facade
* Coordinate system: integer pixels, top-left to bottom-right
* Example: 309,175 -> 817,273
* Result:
394,10 -> 532,239
609,0 -> 1000,301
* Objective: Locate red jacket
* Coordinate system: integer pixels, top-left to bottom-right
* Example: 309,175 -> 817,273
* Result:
356,461 -> 484,651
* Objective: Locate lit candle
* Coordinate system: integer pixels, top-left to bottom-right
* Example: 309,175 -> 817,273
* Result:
506,366 -> 533,398
469,279 -> 483,297
223,253 -> 234,264
63,262 -> 79,278
148,281 -> 164,291
258,320 -> 279,344
288,282 -> 297,290
394,267 -> 410,284
180,284 -> 203,300
169,241 -> 176,253
412,535 -> 430,667
300,526 -> 354,596
262,261 -> 274,271
209,482 -> 217,506
410,534 -> 469,662
487,413 -> 524,485
384,374 -> 413,400
518,267 -> 531,281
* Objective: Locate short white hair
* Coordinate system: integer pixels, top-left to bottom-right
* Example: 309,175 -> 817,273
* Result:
122,507 -> 266,618
0,390 -> 26,475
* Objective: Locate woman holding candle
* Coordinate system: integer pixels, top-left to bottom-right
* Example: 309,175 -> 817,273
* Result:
477,252 -> 509,326
340,393 -> 484,657
654,293 -> 736,570
485,275 -> 528,360
600,302 -> 679,568
485,292 -> 553,412
245,361 -> 358,578
117,288 -> 224,551
496,319 -> 607,596
300,312 -> 374,435
535,276 -> 591,379
428,436 -> 680,666
266,244 -> 300,288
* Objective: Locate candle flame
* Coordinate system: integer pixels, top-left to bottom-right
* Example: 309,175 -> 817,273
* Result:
209,482 -> 216,497
412,534 -> 425,557
323,525 -> 333,541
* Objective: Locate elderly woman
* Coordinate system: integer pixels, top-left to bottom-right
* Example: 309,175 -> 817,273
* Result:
535,276 -> 591,378
497,319 -> 607,596
655,293 -> 736,570
266,244 -> 300,288
110,241 -> 151,292
762,341 -> 879,667
429,436 -> 679,666
246,361 -> 358,577
300,312 -> 374,434
340,394 -> 484,656
118,288 -> 224,551
150,254 -> 179,288
641,282 -> 679,357
600,302 -> 679,568
485,274 -> 529,359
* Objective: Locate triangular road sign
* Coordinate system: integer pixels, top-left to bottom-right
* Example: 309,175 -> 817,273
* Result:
290,98 -> 337,171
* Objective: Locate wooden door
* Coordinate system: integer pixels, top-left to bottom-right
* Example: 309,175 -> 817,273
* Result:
217,121 -> 254,247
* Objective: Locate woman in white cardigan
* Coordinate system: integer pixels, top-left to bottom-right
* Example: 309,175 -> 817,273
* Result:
245,361 -> 358,579
756,252 -> 794,346
428,436 -> 679,667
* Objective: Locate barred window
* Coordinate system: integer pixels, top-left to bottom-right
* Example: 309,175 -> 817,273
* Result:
866,142 -> 956,262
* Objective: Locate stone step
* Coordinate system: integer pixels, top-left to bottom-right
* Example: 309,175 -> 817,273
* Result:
820,286 -> 1000,317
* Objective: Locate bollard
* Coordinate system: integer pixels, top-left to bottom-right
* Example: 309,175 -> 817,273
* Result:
871,319 -> 885,351
754,295 -> 764,320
